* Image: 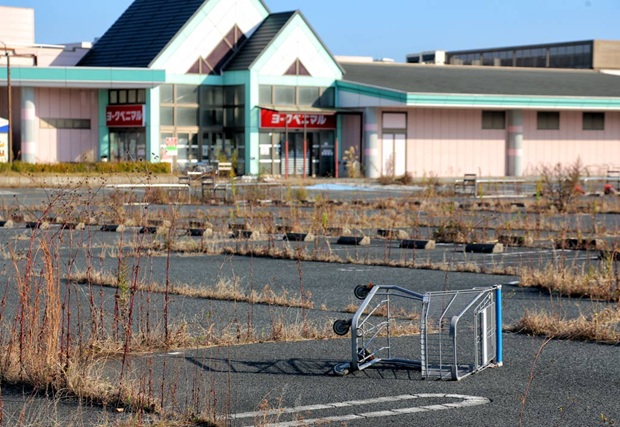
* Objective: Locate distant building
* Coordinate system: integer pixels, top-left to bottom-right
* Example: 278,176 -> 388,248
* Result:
407,40 -> 620,70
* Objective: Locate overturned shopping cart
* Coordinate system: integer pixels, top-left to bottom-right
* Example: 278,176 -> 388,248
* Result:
332,284 -> 503,380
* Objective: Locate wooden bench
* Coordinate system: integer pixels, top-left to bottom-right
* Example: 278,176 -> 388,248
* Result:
455,173 -> 477,195
216,162 -> 233,177
105,183 -> 191,204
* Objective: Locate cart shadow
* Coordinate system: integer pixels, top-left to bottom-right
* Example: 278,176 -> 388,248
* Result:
184,355 -> 424,380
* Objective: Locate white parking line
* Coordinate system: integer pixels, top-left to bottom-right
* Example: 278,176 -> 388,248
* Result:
230,393 -> 490,426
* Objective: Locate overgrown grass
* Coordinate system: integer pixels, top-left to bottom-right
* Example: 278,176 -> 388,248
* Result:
520,264 -> 620,301
511,307 -> 620,344
3,165 -> 620,425
70,270 -> 314,310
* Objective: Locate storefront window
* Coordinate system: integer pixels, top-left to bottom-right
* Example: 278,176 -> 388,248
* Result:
299,87 -> 320,106
160,85 -> 174,104
160,107 -> 174,126
176,107 -> 198,127
176,85 -> 199,104
259,85 -> 272,104
202,109 -> 224,127
274,86 -> 295,105
201,86 -> 223,106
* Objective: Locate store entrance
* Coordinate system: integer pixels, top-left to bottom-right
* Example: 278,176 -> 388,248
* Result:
259,130 -> 335,177
285,132 -> 312,176
109,129 -> 146,162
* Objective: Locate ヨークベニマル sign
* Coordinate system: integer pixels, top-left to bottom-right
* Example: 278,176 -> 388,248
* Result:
260,109 -> 336,129
106,105 -> 145,127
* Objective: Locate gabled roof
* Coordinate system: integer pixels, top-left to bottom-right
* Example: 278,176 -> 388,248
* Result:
340,62 -> 620,98
224,11 -> 344,73
224,12 -> 296,71
78,0 -> 208,68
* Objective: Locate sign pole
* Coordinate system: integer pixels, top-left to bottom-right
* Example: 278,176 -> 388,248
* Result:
303,114 -> 307,179
285,121 -> 289,179
335,136 -> 339,179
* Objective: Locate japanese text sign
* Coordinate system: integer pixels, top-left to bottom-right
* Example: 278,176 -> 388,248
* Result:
260,109 -> 336,129
106,105 -> 145,127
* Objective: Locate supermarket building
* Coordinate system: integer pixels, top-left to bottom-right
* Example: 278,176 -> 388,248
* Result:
1,0 -> 620,178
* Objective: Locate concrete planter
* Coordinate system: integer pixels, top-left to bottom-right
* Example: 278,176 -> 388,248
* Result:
399,239 -> 436,250
336,236 -> 371,246
101,224 -> 125,232
464,243 -> 504,253
284,232 -> 314,242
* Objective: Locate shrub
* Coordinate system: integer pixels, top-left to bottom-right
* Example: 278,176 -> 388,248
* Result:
1,161 -> 172,174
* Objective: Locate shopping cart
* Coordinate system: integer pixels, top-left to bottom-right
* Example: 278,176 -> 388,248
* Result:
332,283 -> 503,380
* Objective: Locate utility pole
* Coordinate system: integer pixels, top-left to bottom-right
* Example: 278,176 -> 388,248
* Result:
0,41 -> 11,163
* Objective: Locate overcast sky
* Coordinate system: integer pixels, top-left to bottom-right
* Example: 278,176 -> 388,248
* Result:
4,0 -> 620,61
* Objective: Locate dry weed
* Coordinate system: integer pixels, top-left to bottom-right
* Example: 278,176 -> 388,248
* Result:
511,307 -> 620,344
520,264 -> 620,301
70,270 -> 314,310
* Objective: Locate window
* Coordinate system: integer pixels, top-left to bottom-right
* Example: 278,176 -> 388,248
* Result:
299,86 -> 320,106
319,87 -> 335,108
40,118 -> 91,129
537,112 -> 560,130
259,85 -> 272,104
583,112 -> 605,130
176,107 -> 198,127
176,85 -> 199,105
160,85 -> 174,104
109,89 -> 147,105
482,111 -> 505,129
201,86 -> 223,106
160,107 -> 174,126
274,86 -> 295,105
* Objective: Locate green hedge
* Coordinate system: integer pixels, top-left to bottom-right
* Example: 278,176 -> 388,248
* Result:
0,161 -> 171,174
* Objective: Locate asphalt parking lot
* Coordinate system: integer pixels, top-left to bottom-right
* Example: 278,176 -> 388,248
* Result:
0,185 -> 618,426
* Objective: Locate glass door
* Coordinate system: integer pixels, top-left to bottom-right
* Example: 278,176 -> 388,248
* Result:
177,132 -> 198,169
286,133 -> 311,176
382,133 -> 406,176
259,132 -> 282,176
109,129 -> 146,162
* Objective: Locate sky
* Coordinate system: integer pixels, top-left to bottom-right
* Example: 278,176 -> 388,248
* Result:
3,0 -> 620,61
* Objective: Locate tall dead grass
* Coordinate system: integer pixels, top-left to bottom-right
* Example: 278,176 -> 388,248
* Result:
70,270 -> 314,310
512,307 -> 620,344
520,264 -> 620,301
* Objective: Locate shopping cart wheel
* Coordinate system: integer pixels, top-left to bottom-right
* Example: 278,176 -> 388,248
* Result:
333,319 -> 351,336
333,362 -> 351,376
354,284 -> 372,300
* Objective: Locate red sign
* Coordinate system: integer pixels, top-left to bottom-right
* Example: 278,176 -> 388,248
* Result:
260,109 -> 336,129
106,105 -> 145,127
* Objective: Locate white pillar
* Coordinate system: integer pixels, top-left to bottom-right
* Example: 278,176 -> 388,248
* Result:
506,110 -> 523,177
363,107 -> 380,178
21,87 -> 37,163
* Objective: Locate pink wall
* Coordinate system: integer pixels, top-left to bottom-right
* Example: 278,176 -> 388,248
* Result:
521,110 -> 620,176
404,108 -> 506,178
35,88 -> 99,162
374,108 -> 620,178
